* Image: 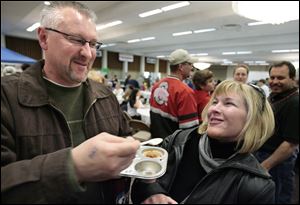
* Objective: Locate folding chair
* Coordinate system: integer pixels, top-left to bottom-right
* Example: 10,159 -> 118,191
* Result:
129,119 -> 151,142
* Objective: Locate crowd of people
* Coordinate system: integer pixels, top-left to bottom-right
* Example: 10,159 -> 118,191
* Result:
1,1 -> 298,204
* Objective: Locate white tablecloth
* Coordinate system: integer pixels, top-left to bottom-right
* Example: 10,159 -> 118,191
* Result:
141,91 -> 151,104
137,106 -> 150,125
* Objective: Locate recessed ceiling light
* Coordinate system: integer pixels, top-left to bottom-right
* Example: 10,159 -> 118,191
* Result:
44,1 -> 50,6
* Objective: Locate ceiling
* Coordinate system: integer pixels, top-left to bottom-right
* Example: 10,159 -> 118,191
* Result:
1,1 -> 299,66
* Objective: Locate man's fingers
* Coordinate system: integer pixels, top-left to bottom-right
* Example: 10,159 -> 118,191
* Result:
112,140 -> 140,157
97,132 -> 137,143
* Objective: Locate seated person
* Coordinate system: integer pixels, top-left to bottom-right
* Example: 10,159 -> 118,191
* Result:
131,80 -> 275,204
127,88 -> 144,120
113,82 -> 125,104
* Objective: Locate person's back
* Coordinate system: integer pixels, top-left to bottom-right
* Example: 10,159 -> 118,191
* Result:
149,49 -> 199,139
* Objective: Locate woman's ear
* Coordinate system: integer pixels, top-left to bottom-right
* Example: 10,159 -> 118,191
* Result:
37,27 -> 48,50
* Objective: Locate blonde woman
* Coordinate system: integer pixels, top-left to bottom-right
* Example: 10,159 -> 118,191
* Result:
132,80 -> 275,204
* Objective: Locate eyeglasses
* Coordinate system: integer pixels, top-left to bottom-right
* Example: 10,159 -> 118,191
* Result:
248,83 -> 266,111
45,27 -> 102,50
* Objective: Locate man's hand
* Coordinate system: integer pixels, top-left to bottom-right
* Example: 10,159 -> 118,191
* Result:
142,194 -> 178,204
71,132 -> 140,182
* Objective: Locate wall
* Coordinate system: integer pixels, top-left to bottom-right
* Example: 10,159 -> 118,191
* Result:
5,36 -> 42,60
209,65 -> 228,81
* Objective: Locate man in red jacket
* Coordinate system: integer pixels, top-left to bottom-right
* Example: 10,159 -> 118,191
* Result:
150,49 -> 199,139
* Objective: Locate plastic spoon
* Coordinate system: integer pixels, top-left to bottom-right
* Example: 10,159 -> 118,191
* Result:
140,138 -> 163,146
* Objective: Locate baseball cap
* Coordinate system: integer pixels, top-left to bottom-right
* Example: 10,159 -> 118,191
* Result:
168,49 -> 198,65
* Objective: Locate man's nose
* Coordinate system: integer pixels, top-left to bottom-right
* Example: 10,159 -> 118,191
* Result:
80,42 -> 93,59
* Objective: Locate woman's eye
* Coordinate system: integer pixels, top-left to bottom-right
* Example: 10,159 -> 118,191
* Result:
211,100 -> 218,104
225,102 -> 235,106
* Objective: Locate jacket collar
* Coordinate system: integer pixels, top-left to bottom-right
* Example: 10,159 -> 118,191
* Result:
268,87 -> 298,103
220,153 -> 272,179
18,60 -> 111,107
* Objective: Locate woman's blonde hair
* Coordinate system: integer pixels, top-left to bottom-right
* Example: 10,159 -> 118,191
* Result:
199,80 -> 275,153
88,70 -> 105,84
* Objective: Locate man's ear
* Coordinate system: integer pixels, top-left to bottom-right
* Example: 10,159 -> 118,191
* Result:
37,27 -> 48,50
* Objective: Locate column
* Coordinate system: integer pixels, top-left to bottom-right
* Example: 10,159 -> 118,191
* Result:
1,35 -> 6,47
140,56 -> 145,75
154,59 -> 159,79
101,50 -> 108,69
122,61 -> 128,79
167,61 -> 171,75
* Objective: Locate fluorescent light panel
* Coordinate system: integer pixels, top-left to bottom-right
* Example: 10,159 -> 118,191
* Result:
139,1 -> 191,18
191,53 -> 208,56
172,31 -> 192,36
244,60 -> 268,64
139,9 -> 162,18
96,20 -> 122,30
161,1 -> 190,11
127,39 -> 140,43
255,61 -> 266,64
128,37 -> 155,43
193,28 -> 216,33
141,37 -> 155,41
222,52 -> 236,55
272,49 -> 299,53
247,21 -> 270,26
237,51 -> 252,54
26,22 -> 40,32
101,43 -> 116,48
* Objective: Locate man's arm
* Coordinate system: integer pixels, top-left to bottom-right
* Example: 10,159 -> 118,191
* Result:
261,140 -> 299,171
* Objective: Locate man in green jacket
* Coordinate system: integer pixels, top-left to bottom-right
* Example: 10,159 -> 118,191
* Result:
1,2 -> 140,203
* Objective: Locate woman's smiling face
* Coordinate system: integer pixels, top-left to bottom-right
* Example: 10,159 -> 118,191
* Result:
207,92 -> 247,142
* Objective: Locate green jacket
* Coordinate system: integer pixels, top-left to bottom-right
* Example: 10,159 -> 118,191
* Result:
1,61 -> 131,203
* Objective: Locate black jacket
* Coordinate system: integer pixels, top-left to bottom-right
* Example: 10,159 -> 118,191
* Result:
132,127 -> 275,204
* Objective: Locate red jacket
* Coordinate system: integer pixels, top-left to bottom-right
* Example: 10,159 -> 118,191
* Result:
150,76 -> 199,139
